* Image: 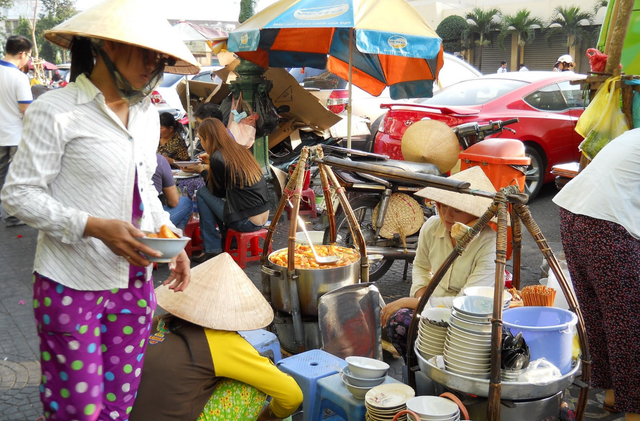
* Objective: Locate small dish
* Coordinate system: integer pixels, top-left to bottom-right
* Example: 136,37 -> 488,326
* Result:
136,236 -> 190,263
342,367 -> 386,388
345,356 -> 389,379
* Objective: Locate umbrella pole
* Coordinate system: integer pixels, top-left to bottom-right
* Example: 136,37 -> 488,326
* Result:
186,79 -> 195,156
347,30 -> 353,149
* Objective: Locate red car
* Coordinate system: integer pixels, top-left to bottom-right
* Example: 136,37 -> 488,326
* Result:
373,71 -> 588,198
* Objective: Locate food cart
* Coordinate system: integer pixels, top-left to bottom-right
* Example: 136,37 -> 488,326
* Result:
259,145 -> 591,421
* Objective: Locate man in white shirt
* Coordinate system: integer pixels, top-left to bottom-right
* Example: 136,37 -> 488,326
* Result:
497,61 -> 508,73
0,35 -> 33,226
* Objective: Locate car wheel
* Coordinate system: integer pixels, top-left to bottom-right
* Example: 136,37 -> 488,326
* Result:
366,114 -> 385,152
524,146 -> 544,200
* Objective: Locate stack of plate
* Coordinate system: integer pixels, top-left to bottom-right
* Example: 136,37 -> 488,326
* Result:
443,296 -> 494,379
365,383 -> 415,421
463,286 -> 513,310
416,308 -> 451,359
406,396 -> 461,421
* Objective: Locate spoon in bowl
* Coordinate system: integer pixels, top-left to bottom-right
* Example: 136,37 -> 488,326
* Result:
289,201 -> 340,265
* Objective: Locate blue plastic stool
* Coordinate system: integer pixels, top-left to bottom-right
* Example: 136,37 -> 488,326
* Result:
311,373 -> 402,421
239,329 -> 282,364
277,350 -> 348,421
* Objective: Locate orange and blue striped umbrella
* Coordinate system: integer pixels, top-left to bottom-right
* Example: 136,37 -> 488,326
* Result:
228,0 -> 444,100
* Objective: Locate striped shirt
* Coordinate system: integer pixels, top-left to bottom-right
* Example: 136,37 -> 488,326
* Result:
1,74 -> 172,290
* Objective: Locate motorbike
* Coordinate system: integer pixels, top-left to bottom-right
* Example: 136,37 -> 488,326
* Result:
319,118 -> 519,282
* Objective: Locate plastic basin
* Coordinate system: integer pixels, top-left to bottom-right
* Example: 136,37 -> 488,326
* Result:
503,307 -> 577,374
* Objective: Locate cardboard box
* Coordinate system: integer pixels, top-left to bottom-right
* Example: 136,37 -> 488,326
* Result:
177,79 -> 230,111
265,68 -> 341,131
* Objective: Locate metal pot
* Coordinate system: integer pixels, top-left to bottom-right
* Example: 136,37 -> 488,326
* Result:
262,247 -> 361,316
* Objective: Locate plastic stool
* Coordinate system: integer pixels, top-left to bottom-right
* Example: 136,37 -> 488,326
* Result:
277,350 -> 348,421
239,329 -> 282,364
224,228 -> 272,269
285,188 -> 317,220
310,373 -> 402,421
183,219 -> 203,258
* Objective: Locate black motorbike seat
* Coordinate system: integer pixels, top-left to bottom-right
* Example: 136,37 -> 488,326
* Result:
335,159 -> 441,187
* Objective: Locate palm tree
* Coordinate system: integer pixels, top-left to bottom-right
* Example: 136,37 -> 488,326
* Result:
498,9 -> 543,66
545,6 -> 595,52
464,7 -> 501,72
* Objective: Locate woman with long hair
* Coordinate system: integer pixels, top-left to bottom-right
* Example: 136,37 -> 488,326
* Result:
0,1 -> 195,418
192,118 -> 269,263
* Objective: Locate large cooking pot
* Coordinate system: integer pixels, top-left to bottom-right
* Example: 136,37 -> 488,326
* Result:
262,247 -> 361,316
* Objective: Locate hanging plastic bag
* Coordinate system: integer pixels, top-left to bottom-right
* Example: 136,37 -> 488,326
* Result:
227,93 -> 258,148
576,76 -> 629,160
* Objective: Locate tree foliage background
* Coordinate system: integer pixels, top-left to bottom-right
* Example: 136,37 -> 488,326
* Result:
436,15 -> 469,54
13,0 -> 77,63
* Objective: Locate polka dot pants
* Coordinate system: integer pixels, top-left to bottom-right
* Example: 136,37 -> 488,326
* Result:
33,272 -> 156,421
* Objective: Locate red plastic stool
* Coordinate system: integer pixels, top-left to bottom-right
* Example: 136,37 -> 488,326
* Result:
285,187 -> 317,220
183,219 -> 203,258
224,228 -> 272,269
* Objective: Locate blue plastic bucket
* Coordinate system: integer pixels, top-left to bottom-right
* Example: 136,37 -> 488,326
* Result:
503,307 -> 578,374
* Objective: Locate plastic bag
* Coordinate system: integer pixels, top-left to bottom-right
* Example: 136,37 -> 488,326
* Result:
255,84 -> 280,137
576,76 -> 629,160
521,358 -> 562,385
227,93 -> 258,148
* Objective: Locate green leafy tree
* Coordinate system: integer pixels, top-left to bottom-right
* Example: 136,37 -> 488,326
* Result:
14,0 -> 77,63
498,9 -> 543,65
545,5 -> 595,51
464,7 -> 501,72
436,15 -> 469,55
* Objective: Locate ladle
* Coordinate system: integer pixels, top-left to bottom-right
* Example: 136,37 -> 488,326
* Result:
290,201 -> 340,264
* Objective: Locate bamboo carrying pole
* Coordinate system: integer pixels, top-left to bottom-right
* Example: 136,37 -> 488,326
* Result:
604,0 -> 635,76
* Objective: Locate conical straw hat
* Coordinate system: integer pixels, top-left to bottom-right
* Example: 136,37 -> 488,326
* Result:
415,166 -> 496,218
372,193 -> 424,239
401,120 -> 460,173
155,253 -> 274,331
44,0 -> 199,74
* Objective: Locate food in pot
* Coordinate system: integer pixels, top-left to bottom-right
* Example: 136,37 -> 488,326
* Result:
270,244 -> 359,269
146,225 -> 179,239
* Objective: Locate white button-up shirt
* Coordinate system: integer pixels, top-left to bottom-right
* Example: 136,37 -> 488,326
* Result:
553,127 -> 640,239
1,74 -> 173,290
411,217 -> 497,308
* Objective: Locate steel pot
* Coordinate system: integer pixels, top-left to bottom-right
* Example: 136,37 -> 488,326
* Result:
262,247 -> 361,316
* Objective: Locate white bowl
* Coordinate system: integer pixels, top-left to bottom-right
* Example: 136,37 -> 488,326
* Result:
345,356 -> 389,379
342,367 -> 386,387
421,307 -> 452,326
464,286 -> 513,304
341,373 -> 373,399
452,296 -> 493,317
406,396 -> 459,418
136,236 -> 191,263
449,314 -> 492,334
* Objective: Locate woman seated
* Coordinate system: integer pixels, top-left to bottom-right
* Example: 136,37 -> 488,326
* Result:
191,118 -> 270,263
129,253 -> 303,421
151,153 -> 192,230
158,111 -> 189,167
381,167 -> 498,359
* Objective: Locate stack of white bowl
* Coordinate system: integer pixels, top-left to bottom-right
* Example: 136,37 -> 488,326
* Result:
443,296 -> 494,379
365,383 -> 415,421
342,357 -> 390,399
416,307 -> 451,360
406,396 -> 461,421
463,286 -> 512,310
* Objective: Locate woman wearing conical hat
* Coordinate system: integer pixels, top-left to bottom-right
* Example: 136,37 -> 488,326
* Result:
380,167 -> 498,359
130,253 -> 303,421
0,0 -> 199,419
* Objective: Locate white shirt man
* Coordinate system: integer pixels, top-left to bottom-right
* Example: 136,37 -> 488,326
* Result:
0,35 -> 33,226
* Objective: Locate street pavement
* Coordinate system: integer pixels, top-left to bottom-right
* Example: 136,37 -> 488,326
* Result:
0,185 -> 624,420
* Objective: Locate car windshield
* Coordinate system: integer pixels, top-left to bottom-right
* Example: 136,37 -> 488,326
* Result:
160,73 -> 184,87
417,79 -> 528,106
